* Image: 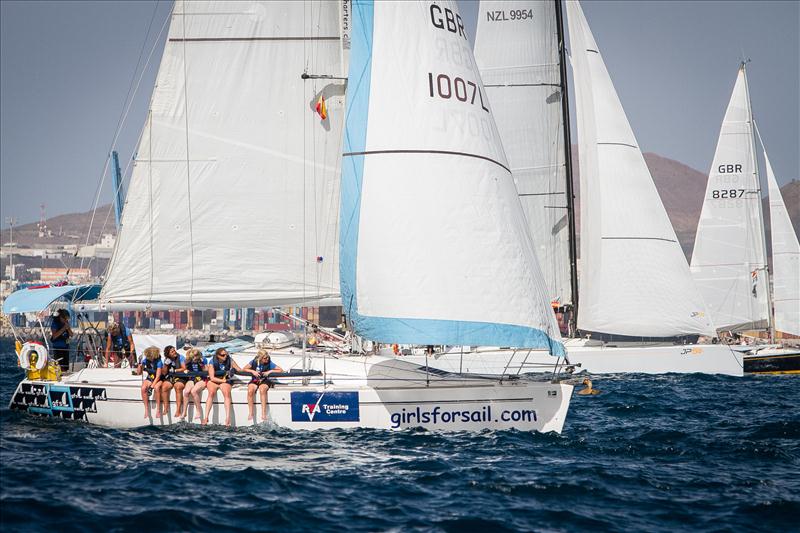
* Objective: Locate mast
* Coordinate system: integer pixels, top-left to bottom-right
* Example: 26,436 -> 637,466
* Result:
742,62 -> 774,341
555,0 -> 579,336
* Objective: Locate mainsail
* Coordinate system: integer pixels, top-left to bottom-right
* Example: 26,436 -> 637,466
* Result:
473,0 -> 573,308
762,143 -> 800,337
340,0 -> 564,352
690,65 -> 770,332
101,0 -> 346,308
566,0 -> 715,337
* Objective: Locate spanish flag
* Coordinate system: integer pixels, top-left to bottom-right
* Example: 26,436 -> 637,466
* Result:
315,95 -> 327,120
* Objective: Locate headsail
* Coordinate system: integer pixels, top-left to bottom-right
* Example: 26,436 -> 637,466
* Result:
762,142 -> 800,337
101,1 -> 346,308
690,65 -> 770,332
474,1 -> 572,309
340,0 -> 564,353
566,0 -> 715,337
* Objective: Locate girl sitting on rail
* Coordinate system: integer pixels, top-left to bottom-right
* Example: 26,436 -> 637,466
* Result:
243,349 -> 284,422
203,348 -> 244,427
136,347 -> 163,419
181,348 -> 207,422
159,345 -> 186,418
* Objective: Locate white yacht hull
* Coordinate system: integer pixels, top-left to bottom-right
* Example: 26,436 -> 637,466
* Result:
564,341 -> 743,376
397,342 -> 743,376
9,354 -> 573,433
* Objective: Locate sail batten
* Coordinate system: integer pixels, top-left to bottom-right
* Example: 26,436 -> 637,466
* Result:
339,0 -> 563,353
101,0 -> 346,309
567,0 -> 715,338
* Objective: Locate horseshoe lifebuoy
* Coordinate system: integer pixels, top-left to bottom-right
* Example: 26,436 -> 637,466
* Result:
18,342 -> 48,371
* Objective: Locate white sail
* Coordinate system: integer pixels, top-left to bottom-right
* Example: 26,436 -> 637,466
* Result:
566,0 -> 715,337
101,1 -> 346,308
339,0 -> 563,352
763,147 -> 800,336
474,1 -> 572,307
690,66 -> 769,332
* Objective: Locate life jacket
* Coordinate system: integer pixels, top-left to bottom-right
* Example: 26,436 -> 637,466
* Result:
162,354 -> 181,376
251,358 -> 272,373
142,358 -> 161,380
111,324 -> 130,351
212,355 -> 233,379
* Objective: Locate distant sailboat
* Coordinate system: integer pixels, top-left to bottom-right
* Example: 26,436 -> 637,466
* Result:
690,64 -> 800,372
690,64 -> 771,334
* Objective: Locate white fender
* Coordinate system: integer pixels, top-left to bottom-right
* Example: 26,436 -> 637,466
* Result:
19,342 -> 48,371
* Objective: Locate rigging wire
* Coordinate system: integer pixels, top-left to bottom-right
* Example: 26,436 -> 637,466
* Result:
78,1 -> 164,273
181,5 -> 196,309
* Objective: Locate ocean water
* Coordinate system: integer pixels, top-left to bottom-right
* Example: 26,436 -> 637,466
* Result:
1,340 -> 798,532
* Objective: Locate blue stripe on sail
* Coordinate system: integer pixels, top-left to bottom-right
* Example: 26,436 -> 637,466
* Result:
340,0 -> 374,329
339,1 -> 564,356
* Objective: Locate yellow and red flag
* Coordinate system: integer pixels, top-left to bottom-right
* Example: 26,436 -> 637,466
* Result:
315,95 -> 327,120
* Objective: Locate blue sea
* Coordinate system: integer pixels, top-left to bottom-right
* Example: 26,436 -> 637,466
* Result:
1,339 -> 798,532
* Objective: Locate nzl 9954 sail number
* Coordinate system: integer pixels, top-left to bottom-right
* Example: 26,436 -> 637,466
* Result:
428,73 -> 490,113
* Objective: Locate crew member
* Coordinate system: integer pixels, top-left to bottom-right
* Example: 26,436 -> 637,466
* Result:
50,309 -> 72,371
181,348 -> 208,423
243,349 -> 283,422
159,345 -> 186,418
105,322 -> 136,368
136,347 -> 163,419
203,348 -> 244,427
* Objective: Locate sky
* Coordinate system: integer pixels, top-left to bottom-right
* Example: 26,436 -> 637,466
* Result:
1,0 -> 798,228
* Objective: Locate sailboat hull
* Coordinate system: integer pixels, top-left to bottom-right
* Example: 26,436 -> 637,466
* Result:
8,355 -> 573,433
743,348 -> 800,374
396,342 -> 743,376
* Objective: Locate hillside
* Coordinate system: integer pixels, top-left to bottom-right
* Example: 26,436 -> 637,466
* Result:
1,204 -> 114,246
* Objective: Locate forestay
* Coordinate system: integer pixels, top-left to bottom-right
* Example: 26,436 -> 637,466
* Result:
340,0 -> 564,353
690,66 -> 769,332
101,1 -> 346,308
474,0 -> 571,307
763,147 -> 800,337
566,0 -> 715,337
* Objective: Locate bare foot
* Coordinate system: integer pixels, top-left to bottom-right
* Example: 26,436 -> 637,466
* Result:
174,410 -> 181,417
225,419 -> 231,427
201,418 -> 208,425
248,413 -> 254,421
144,412 -> 150,419
261,414 -> 268,421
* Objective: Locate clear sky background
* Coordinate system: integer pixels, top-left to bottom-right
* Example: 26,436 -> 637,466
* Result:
1,0 -> 798,228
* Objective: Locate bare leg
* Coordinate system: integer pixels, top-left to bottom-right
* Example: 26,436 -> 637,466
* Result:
173,381 -> 185,417
259,384 -> 269,421
247,383 -> 257,420
181,381 -> 194,419
221,382 -> 233,427
140,380 -> 152,418
191,381 -> 207,423
160,381 -> 173,416
203,382 -> 219,425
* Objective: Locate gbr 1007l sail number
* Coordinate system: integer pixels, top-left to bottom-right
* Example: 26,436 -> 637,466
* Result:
428,73 -> 490,112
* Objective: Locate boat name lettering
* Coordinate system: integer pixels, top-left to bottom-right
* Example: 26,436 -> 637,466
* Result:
429,4 -> 467,40
389,405 -> 538,428
486,9 -> 534,22
428,73 -> 490,113
718,164 -> 743,174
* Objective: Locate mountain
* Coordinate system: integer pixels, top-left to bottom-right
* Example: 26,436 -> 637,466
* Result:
1,204 -> 114,247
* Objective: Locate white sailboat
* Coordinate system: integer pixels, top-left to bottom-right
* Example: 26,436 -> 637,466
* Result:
400,0 -> 742,376
690,64 -> 799,372
690,64 -> 771,334
7,0 -> 573,432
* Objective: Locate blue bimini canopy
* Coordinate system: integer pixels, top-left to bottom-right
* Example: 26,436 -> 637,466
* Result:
2,284 -> 103,314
